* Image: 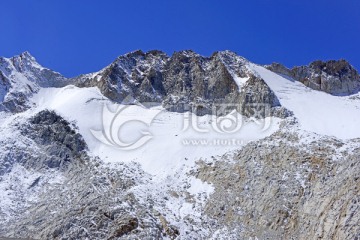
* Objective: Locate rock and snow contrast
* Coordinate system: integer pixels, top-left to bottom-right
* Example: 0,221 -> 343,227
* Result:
0,50 -> 359,239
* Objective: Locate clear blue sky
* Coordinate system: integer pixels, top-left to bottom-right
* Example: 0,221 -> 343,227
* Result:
1,0 -> 359,77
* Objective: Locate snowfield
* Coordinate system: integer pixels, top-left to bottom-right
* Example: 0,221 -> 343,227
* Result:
30,85 -> 281,178
1,51 -> 360,239
19,63 -> 360,202
250,64 -> 360,140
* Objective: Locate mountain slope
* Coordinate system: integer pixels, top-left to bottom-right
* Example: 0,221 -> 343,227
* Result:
73,50 -> 288,117
0,52 -> 68,112
250,64 -> 360,139
266,59 -> 360,95
0,50 -> 359,239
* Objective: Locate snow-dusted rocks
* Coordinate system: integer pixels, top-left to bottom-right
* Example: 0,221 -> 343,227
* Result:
251,64 -> 360,139
196,128 -> 360,239
73,50 -> 285,117
266,59 -> 360,95
0,50 -> 359,239
0,52 -> 68,112
74,50 -> 168,103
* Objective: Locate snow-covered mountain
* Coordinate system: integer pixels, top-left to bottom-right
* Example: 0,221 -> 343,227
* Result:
0,50 -> 359,239
0,52 -> 69,112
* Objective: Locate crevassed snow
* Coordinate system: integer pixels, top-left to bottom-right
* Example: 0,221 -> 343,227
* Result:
250,64 -> 360,140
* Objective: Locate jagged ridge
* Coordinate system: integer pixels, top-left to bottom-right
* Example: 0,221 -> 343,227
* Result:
3,50 -> 359,117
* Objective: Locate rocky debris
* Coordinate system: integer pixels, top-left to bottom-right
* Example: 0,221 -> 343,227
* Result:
0,111 -> 174,239
0,51 -> 359,239
194,127 -> 360,239
18,110 -> 87,172
158,214 -> 180,239
0,110 -> 87,176
109,217 -> 139,239
266,59 -> 360,95
0,110 -> 359,239
4,161 -> 167,239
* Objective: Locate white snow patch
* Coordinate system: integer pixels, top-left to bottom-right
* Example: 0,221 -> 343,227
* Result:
187,177 -> 214,197
233,76 -> 249,90
30,86 -> 281,177
250,64 -> 360,140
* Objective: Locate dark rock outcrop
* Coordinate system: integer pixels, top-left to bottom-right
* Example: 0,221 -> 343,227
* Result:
5,50 -> 357,117
0,110 -> 88,175
0,111 -> 168,240
75,50 -> 285,117
74,50 -> 167,103
267,59 -> 360,95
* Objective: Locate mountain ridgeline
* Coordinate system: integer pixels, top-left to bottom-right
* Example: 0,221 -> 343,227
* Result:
1,50 -> 359,115
0,50 -> 360,239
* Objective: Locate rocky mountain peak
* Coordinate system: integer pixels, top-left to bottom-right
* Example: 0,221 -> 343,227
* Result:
309,59 -> 358,77
212,50 -> 239,58
18,51 -> 36,61
0,50 -> 289,117
123,49 -> 146,58
266,59 -> 360,95
293,59 -> 360,95
145,49 -> 168,57
119,50 -> 168,63
172,50 -> 200,58
0,52 -> 68,112
113,49 -> 168,68
2,50 -> 359,116
9,51 -> 40,72
0,50 -> 359,240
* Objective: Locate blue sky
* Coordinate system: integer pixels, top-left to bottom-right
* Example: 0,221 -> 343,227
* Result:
1,0 -> 359,77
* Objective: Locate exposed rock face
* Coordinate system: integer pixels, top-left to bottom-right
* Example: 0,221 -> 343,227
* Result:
74,50 -> 167,103
0,111 -> 169,239
265,62 -> 293,77
238,75 -> 283,118
0,51 -> 359,239
24,110 -> 87,170
1,112 -> 358,239
74,50 -> 285,117
160,50 -> 244,115
195,125 -> 360,239
267,59 -> 360,95
2,51 -> 359,116
9,52 -> 67,88
0,110 -> 87,176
